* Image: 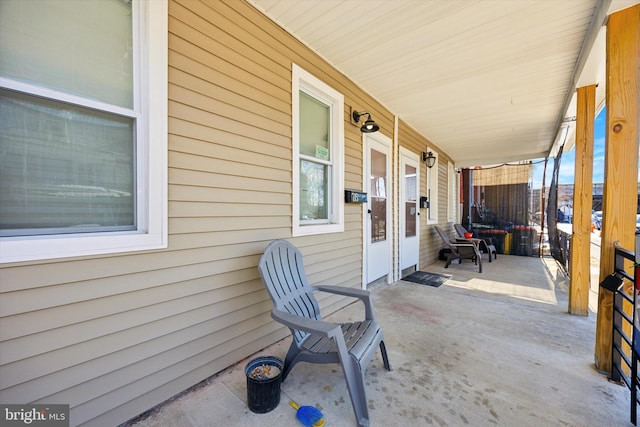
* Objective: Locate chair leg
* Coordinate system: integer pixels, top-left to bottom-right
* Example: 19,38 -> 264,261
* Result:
379,340 -> 392,371
444,253 -> 459,268
486,244 -> 497,262
484,245 -> 492,263
340,354 -> 370,427
282,341 -> 300,381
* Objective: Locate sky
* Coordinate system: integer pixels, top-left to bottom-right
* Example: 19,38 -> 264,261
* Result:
531,108 -> 606,189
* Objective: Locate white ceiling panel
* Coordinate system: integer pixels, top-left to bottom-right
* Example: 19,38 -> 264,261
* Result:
249,0 -> 637,167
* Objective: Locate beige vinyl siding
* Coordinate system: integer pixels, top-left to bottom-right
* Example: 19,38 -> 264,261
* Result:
0,1 -> 400,426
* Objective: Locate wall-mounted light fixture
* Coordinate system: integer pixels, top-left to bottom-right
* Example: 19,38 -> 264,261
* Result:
422,151 -> 436,168
351,110 -> 380,133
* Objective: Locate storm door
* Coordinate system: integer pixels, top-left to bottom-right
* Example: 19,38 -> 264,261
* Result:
400,149 -> 420,270
364,134 -> 391,285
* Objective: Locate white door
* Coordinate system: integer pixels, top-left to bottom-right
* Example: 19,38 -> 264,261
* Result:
364,134 -> 392,285
400,149 -> 420,271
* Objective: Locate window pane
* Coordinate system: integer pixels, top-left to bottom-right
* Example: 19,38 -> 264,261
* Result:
0,0 -> 133,108
0,89 -> 135,236
299,160 -> 328,221
299,91 -> 330,159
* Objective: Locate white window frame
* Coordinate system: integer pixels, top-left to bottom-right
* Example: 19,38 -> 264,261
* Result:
292,64 -> 344,236
426,147 -> 438,224
0,0 -> 168,263
447,161 -> 457,223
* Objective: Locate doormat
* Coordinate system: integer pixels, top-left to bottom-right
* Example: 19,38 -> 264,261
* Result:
401,271 -> 451,287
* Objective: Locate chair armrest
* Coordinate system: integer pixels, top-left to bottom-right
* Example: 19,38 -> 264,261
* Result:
313,285 -> 375,320
271,308 -> 341,338
450,241 -> 477,249
314,284 -> 370,299
454,238 -> 472,243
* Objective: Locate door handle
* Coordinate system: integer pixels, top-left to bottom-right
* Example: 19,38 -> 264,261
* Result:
368,209 -> 372,214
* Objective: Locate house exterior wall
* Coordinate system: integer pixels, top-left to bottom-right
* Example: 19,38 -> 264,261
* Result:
0,1 -> 457,426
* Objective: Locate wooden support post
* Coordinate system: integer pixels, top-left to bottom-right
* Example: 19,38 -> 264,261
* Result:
569,84 -> 595,316
594,4 -> 640,374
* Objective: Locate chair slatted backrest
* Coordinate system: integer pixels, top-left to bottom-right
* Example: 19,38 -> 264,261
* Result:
434,225 -> 453,246
258,240 -> 322,345
454,223 -> 468,237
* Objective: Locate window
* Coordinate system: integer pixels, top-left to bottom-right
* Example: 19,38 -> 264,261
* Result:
292,64 -> 344,236
426,148 -> 438,224
448,161 -> 457,223
0,0 -> 167,263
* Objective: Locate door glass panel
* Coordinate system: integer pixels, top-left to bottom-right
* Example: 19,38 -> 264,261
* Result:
370,148 -> 386,242
405,164 -> 417,237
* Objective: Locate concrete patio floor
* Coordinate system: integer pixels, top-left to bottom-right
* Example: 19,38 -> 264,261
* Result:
124,254 -> 632,427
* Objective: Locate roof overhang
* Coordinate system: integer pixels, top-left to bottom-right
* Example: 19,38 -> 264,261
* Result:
249,0 -> 639,167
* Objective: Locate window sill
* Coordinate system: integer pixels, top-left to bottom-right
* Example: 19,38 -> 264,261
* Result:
0,231 -> 167,264
293,223 -> 344,237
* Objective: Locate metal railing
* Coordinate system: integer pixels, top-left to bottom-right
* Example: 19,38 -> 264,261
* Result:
606,233 -> 640,425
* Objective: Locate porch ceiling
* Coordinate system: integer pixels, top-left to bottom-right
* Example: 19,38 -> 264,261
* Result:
248,0 -> 637,167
